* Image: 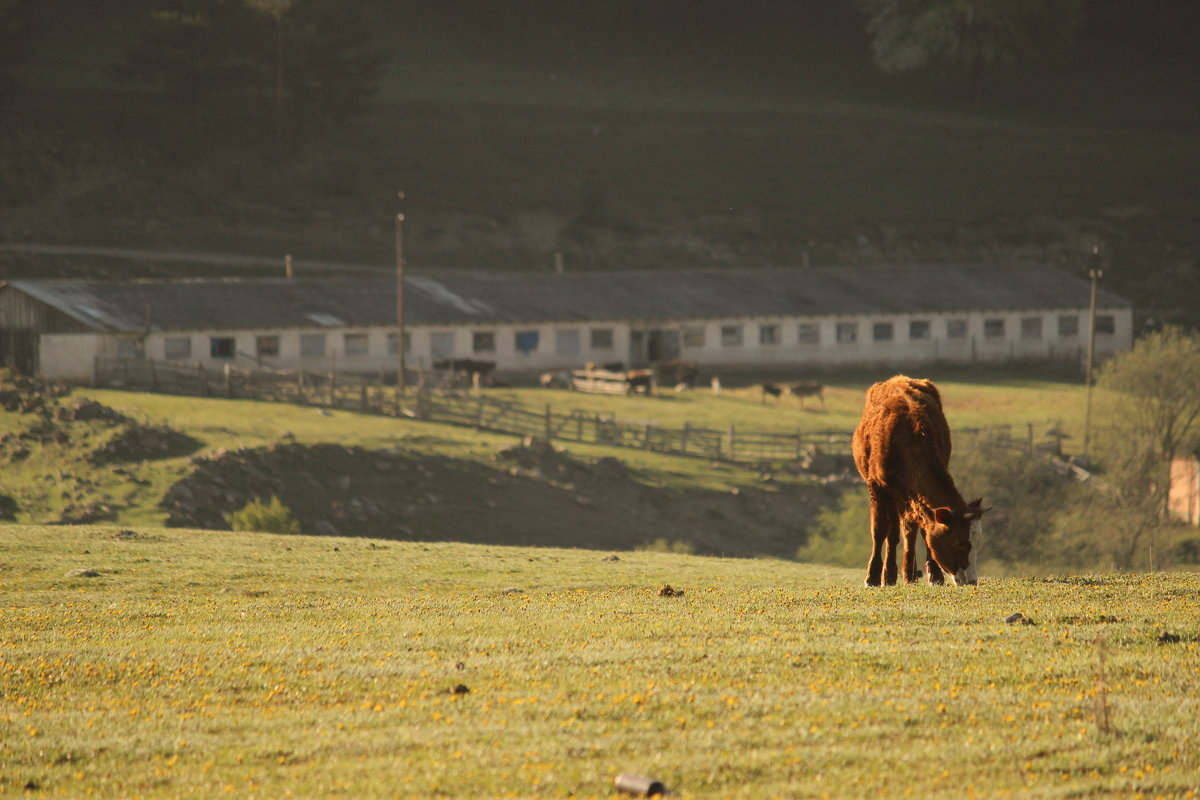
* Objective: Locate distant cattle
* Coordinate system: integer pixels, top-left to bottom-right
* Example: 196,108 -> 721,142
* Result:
760,382 -> 783,403
789,381 -> 825,409
654,359 -> 700,391
433,358 -> 496,378
851,375 -> 988,587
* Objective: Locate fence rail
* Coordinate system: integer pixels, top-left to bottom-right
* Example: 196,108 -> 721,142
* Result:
94,357 -> 856,465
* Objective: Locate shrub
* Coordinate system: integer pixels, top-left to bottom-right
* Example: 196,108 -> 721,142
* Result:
795,487 -> 868,569
637,537 -> 696,555
226,496 -> 300,535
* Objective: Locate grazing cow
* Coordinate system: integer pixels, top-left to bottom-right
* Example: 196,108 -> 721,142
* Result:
789,381 -> 825,409
760,382 -> 783,403
851,375 -> 988,587
654,359 -> 700,391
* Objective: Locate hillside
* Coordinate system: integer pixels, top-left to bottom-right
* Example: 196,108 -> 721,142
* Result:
1,1 -> 1198,326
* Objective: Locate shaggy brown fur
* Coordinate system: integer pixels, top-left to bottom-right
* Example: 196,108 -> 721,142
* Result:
851,375 -> 986,587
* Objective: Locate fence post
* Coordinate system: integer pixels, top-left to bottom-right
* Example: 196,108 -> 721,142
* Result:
544,404 -> 552,441
360,377 -> 369,412
643,423 -> 652,449
328,359 -> 335,408
297,369 -> 306,404
197,363 -> 207,396
223,362 -> 232,397
727,423 -> 736,462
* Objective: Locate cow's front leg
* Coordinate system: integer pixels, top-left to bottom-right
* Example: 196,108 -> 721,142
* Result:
901,519 -> 920,584
925,555 -> 945,585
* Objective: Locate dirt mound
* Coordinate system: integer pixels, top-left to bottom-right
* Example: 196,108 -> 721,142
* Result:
88,422 -> 202,464
57,398 -> 129,424
162,440 -> 843,558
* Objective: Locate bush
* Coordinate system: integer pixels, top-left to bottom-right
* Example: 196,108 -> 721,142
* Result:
226,496 -> 300,535
637,537 -> 696,555
795,487 -> 869,569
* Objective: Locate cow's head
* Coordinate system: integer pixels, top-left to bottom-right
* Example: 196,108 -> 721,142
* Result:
929,500 -> 989,586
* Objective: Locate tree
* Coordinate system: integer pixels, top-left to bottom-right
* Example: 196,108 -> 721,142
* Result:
855,0 -> 1084,104
117,0 -> 386,145
0,0 -> 35,103
1095,327 -> 1200,557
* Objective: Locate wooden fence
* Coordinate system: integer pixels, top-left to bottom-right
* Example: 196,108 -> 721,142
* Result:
94,358 -> 854,465
94,357 -> 1098,481
410,390 -> 854,463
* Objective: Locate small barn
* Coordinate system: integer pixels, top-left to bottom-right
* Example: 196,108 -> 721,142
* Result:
0,263 -> 1132,383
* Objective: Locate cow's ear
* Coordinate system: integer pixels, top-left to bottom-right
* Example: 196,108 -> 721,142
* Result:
933,507 -> 952,525
966,499 -> 993,519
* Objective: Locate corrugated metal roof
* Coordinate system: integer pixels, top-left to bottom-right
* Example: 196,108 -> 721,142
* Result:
4,264 -> 1130,334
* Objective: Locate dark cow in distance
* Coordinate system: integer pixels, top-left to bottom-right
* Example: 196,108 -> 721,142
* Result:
789,381 -> 825,409
851,375 -> 988,587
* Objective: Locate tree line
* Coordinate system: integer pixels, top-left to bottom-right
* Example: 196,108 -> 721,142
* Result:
4,1 -> 1197,119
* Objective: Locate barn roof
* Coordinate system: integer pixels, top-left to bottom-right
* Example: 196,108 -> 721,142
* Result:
3,264 -> 1130,333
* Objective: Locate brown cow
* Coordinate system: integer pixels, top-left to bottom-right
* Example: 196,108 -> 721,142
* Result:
851,375 -> 987,587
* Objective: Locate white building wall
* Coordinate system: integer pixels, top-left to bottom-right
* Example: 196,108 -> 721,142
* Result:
37,305 -> 1133,381
38,333 -> 101,381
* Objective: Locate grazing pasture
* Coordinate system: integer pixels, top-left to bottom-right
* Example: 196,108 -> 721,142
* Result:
2,525 -> 1198,798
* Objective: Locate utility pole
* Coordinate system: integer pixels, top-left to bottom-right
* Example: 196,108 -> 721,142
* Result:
1082,247 -> 1102,462
395,192 -> 406,413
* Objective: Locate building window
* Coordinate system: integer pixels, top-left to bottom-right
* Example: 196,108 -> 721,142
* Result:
1058,315 -> 1079,338
984,319 -> 1006,339
590,328 -> 614,350
797,323 -> 819,345
1021,317 -> 1043,340
210,336 -> 235,359
431,332 -> 455,359
387,332 -> 411,354
515,330 -> 540,355
873,322 -> 894,342
836,322 -> 858,344
946,319 -> 967,339
720,325 -> 743,347
164,337 -> 192,360
256,335 -> 280,358
300,333 -> 326,358
1094,315 -> 1115,335
909,320 -> 931,340
343,333 -> 368,356
472,331 -> 496,354
555,329 -> 581,356
682,326 -> 706,348
759,324 -> 780,346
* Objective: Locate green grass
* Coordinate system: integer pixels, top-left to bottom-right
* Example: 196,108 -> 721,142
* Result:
0,370 -> 1093,529
485,367 -> 1090,445
2,525 -> 1199,798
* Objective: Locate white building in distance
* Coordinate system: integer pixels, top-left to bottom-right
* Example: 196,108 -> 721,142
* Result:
0,263 -> 1132,382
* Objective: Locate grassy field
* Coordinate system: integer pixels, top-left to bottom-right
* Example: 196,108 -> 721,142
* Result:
0,368 -> 1092,531
2,525 -> 1198,798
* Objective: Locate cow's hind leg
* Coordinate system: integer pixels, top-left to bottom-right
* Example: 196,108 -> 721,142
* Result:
864,487 -> 897,587
883,524 -> 900,585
